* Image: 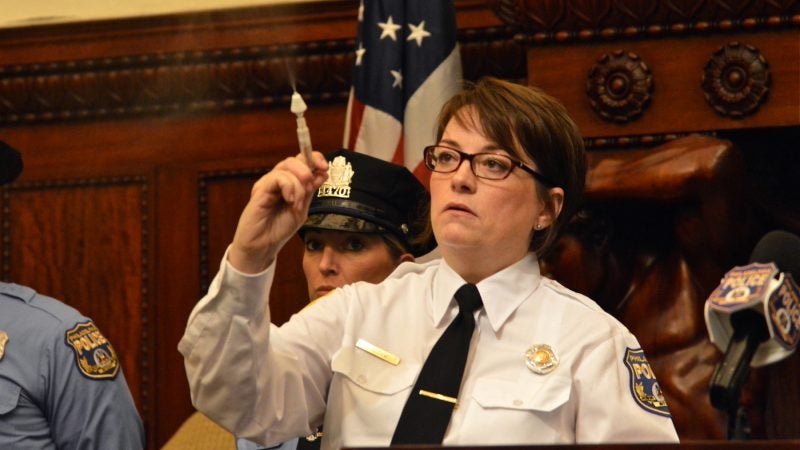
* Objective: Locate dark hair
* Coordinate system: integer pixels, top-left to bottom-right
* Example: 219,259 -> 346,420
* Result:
380,234 -> 409,260
433,77 -> 587,257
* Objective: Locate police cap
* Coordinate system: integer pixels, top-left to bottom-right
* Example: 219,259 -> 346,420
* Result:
301,149 -> 433,257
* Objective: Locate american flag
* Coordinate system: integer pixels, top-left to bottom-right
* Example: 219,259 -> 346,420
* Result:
343,0 -> 462,186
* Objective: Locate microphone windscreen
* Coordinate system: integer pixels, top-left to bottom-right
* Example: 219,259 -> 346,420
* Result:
750,230 -> 800,281
0,141 -> 23,185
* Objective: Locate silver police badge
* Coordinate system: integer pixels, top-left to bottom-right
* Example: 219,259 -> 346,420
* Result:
318,155 -> 354,199
525,344 -> 559,374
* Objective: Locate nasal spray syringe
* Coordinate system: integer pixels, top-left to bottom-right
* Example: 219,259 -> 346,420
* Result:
290,89 -> 314,169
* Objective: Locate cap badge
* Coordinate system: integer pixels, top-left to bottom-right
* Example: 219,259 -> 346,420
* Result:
525,344 -> 559,374
318,155 -> 354,199
0,330 -> 8,361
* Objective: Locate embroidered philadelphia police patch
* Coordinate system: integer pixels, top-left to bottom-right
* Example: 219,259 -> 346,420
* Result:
65,321 -> 119,380
623,347 -> 670,417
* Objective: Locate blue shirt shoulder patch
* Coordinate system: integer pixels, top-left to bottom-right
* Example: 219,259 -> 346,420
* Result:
65,321 -> 120,380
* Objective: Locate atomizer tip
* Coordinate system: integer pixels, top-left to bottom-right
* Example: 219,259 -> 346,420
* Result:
290,91 -> 307,115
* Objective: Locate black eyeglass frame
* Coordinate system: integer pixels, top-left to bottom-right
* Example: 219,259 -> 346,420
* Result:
423,145 -> 556,187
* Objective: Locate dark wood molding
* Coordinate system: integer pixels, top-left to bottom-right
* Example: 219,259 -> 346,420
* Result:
0,41 -> 353,126
489,0 -> 800,44
0,27 -> 522,127
584,132 -> 707,150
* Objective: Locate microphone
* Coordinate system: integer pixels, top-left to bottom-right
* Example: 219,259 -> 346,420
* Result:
705,230 -> 800,413
0,140 -> 23,185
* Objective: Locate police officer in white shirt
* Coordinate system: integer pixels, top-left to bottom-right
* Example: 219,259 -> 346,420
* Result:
180,77 -> 680,448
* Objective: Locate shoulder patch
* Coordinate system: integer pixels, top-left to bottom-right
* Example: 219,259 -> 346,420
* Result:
65,321 -> 119,380
623,347 -> 670,417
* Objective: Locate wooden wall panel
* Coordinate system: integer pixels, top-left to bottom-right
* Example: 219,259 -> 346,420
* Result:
200,171 -> 263,294
152,164 -> 200,448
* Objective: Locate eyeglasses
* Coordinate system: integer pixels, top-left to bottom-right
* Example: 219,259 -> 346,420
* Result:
423,145 -> 555,185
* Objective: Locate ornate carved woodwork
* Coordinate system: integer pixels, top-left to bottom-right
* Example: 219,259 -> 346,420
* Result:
491,1 -> 797,136
489,0 -> 800,43
587,50 -> 653,123
702,41 -> 771,118
0,27 -> 523,127
585,132 -> 690,150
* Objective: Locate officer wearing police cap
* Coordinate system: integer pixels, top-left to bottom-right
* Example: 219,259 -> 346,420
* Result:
298,148 -> 434,300
0,141 -> 144,449
232,150 -> 434,450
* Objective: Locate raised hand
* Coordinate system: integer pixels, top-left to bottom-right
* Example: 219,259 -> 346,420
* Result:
228,151 -> 329,274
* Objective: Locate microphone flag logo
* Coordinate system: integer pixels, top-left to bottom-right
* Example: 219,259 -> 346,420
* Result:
708,263 -> 777,310
706,261 -> 799,366
767,273 -> 800,350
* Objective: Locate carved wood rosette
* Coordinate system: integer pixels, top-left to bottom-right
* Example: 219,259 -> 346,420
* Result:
587,50 -> 653,123
701,42 -> 771,118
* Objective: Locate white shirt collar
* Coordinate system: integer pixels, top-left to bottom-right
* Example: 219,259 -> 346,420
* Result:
432,253 -> 543,333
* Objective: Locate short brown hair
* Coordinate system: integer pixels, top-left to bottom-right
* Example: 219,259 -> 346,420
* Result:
434,77 -> 587,257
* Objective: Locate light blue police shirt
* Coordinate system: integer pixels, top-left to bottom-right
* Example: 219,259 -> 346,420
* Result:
0,282 -> 144,450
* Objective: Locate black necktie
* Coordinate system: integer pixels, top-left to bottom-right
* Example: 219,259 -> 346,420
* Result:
391,283 -> 483,445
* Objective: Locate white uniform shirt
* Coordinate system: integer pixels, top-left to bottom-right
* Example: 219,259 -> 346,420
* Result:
180,250 -> 679,449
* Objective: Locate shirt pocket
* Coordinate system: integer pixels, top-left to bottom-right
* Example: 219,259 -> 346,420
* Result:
0,378 -> 21,415
331,345 -> 420,395
460,373 -> 574,444
471,371 -> 572,412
